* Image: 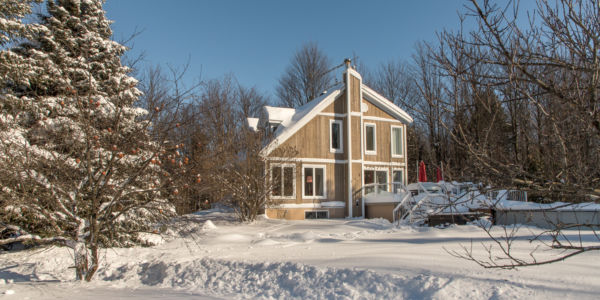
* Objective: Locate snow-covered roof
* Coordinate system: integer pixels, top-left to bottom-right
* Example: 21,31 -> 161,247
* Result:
263,106 -> 296,123
260,84 -> 344,156
246,117 -> 259,132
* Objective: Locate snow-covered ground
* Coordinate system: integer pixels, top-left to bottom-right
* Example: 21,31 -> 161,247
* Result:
1,209 -> 599,299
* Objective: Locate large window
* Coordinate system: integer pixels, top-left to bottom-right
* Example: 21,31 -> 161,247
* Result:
365,123 -> 376,155
391,125 -> 404,157
364,169 -> 387,194
330,119 -> 343,153
271,164 -> 295,198
303,165 -> 326,198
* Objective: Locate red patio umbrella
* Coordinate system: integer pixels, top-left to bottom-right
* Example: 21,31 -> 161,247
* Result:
418,161 -> 427,182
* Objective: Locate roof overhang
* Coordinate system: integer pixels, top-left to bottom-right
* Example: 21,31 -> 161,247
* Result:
259,82 -> 413,158
361,85 -> 413,124
260,88 -> 343,157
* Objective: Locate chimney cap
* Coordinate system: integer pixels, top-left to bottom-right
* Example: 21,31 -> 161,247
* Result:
344,58 -> 351,68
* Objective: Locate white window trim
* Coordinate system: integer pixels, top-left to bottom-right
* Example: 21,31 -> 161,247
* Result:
270,163 -> 296,200
364,123 -> 377,155
390,125 -> 404,158
329,119 -> 344,153
364,167 -> 389,182
302,164 -> 327,200
392,168 -> 405,185
304,210 -> 329,219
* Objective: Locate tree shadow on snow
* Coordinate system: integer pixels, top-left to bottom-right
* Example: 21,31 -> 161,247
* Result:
0,264 -> 61,283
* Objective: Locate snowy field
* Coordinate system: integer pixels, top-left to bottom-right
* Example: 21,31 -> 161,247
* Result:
1,209 -> 599,299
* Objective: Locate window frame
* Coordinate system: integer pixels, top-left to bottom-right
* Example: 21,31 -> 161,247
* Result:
302,164 -> 327,199
329,119 -> 344,153
392,168 -> 405,194
270,163 -> 296,199
392,168 -> 405,184
390,125 -> 404,158
364,123 -> 377,155
304,210 -> 329,219
363,167 -> 389,194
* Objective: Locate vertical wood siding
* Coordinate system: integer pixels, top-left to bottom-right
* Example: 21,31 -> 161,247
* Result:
270,115 -> 347,160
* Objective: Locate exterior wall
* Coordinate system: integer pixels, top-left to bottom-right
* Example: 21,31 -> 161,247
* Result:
270,113 -> 347,160
351,116 -> 362,160
322,94 -> 346,114
351,162 -> 363,217
365,203 -> 396,222
362,99 -> 396,118
332,163 -> 348,203
361,98 -> 406,165
265,207 -> 345,220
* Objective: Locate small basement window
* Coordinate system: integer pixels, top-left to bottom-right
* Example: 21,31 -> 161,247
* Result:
305,210 -> 329,219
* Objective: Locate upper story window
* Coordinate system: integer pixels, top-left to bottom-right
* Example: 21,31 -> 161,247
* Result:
264,122 -> 281,138
391,125 -> 404,157
364,123 -> 376,155
269,122 -> 279,133
330,119 -> 343,153
271,164 -> 295,198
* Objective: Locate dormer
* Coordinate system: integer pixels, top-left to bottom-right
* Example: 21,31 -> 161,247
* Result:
261,106 -> 296,134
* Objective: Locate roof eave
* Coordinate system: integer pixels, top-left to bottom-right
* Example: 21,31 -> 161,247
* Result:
260,89 -> 342,156
362,85 -> 414,124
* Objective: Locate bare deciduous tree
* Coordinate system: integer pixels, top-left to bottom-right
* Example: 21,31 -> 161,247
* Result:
433,0 -> 600,198
430,0 -> 600,267
276,42 -> 334,108
216,128 -> 297,222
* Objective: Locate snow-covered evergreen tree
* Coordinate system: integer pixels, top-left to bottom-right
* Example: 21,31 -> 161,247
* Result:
0,0 -> 42,46
0,0 -> 176,281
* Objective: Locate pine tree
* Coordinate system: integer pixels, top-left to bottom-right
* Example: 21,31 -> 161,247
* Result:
0,0 -> 42,46
0,0 -> 176,281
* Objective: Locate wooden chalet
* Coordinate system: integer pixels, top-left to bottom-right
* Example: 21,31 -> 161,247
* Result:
248,60 -> 413,220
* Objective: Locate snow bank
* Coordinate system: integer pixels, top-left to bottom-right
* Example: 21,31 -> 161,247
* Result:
0,254 -> 524,300
1,211 -> 598,299
104,258 -> 419,299
137,233 -> 165,245
202,220 -> 217,231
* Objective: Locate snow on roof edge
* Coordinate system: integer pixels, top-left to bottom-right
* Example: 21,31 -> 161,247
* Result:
362,85 -> 413,124
260,85 -> 344,156
259,81 -> 414,157
247,117 -> 259,132
264,106 -> 296,123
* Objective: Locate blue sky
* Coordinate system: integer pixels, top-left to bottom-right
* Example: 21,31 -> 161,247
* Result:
103,1 -> 534,100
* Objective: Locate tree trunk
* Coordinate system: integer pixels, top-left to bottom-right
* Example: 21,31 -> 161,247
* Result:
74,241 -> 88,281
